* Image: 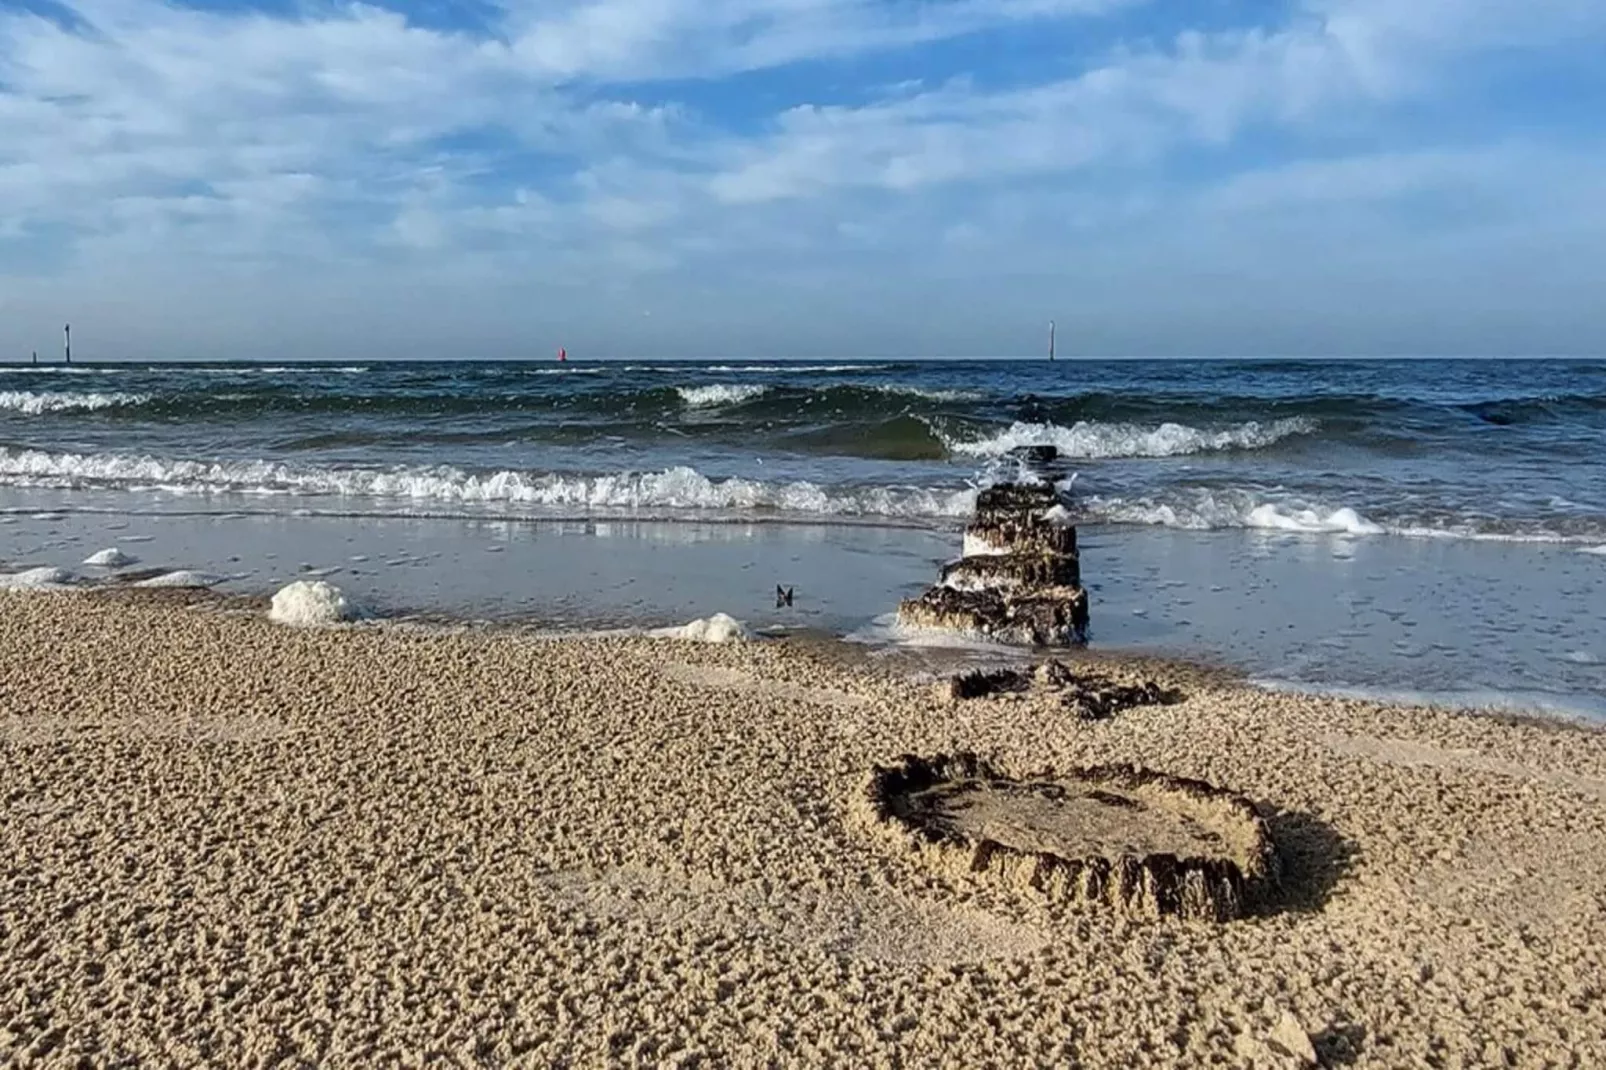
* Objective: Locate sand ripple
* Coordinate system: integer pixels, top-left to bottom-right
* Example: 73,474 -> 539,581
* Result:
2,593 -> 1605,1066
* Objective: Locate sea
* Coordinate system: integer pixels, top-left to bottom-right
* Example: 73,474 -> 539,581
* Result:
3,357 -> 1604,719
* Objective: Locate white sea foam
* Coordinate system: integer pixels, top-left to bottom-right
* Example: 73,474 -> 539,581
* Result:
1250,678 -> 1606,723
0,566 -> 80,590
1042,504 -> 1075,527
0,390 -> 149,414
649,612 -> 755,643
947,418 -> 1317,459
1582,545 -> 1606,556
962,533 -> 1008,557
1082,490 -> 1605,541
135,570 -> 228,588
84,547 -> 137,567
845,612 -> 1021,653
269,579 -> 362,626
1083,492 -> 1383,534
870,385 -> 984,402
0,447 -> 978,519
677,384 -> 770,408
1244,504 -> 1384,536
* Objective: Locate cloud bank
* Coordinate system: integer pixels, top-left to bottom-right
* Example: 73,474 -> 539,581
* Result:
2,0 -> 1604,357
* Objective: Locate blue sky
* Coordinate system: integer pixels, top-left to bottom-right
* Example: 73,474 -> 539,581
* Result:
2,0 -> 1605,358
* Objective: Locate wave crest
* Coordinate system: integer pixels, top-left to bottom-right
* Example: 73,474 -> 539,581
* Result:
676,384 -> 770,408
946,418 -> 1317,459
0,447 -> 976,519
0,391 -> 150,415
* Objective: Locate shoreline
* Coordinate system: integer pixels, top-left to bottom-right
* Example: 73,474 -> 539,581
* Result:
5,496 -> 1606,722
4,590 -> 1605,1065
102,584 -> 1606,730
10,571 -> 1606,728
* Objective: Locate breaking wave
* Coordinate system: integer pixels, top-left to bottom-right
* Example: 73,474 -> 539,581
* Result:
676,384 -> 771,408
0,391 -> 151,415
1083,492 -> 1383,535
945,418 -> 1318,459
2,445 -> 1600,541
1079,489 -> 1606,542
0,447 -> 977,520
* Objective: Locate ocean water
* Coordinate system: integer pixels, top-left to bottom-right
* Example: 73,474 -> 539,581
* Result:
3,357 -> 1604,717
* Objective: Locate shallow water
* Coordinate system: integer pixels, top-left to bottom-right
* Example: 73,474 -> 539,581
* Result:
5,504 -> 1602,721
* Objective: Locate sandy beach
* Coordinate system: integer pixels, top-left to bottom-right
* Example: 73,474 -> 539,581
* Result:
3,591 -> 1605,1067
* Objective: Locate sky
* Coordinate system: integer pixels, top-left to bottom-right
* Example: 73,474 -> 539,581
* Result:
2,0 -> 1605,359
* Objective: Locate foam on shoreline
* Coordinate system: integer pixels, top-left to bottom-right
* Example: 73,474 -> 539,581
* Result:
0,566 -> 80,590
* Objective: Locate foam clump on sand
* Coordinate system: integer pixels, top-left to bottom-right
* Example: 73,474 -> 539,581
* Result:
84,548 -> 137,567
135,570 -> 225,589
651,612 -> 755,643
269,580 -> 362,627
0,566 -> 80,590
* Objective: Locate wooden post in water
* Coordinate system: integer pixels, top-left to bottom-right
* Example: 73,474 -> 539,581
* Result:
1048,320 -> 1056,361
64,323 -> 71,364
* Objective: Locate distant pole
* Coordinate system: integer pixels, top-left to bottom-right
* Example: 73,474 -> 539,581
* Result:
1048,320 -> 1056,362
32,350 -> 38,365
64,324 -> 71,364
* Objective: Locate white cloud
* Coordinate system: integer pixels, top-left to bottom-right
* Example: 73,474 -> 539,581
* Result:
1201,149 -> 1503,212
699,27 -> 1361,204
2,0 -> 1605,355
502,0 -> 1148,80
700,0 -> 1606,207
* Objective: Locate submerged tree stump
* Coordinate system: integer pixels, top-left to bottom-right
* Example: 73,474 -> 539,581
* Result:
854,754 -> 1279,921
899,472 -> 1085,645
897,585 -> 1090,647
939,551 -> 1080,592
897,469 -> 1090,645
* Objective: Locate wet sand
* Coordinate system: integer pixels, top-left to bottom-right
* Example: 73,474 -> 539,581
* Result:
3,591 -> 1605,1067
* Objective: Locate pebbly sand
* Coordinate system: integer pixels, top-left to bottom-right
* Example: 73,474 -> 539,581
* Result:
2,592 -> 1605,1067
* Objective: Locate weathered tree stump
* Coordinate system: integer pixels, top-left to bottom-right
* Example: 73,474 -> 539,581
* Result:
854,754 -> 1279,921
897,584 -> 1089,647
940,551 -> 1080,592
963,519 -> 1076,559
898,480 -> 1090,645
